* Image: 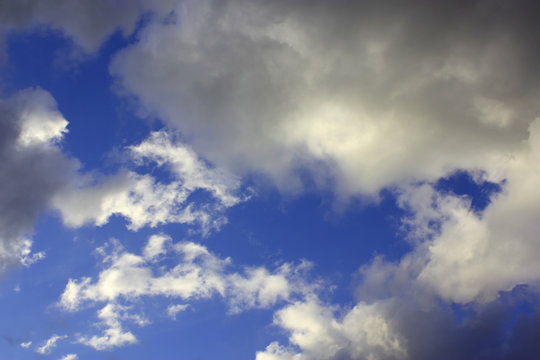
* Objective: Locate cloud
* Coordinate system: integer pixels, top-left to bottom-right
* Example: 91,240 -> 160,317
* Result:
53,130 -> 247,235
256,299 -> 405,360
59,354 -> 78,360
259,117 -> 540,359
3,1 -> 540,359
0,87 -> 243,282
0,0 -> 177,52
352,118 -> 540,305
20,341 -> 31,349
36,334 -> 67,355
0,88 -> 77,277
167,303 -> 189,320
129,130 -> 244,208
257,286 -> 540,360
58,234 -> 315,350
77,303 -> 139,350
110,0 -> 540,195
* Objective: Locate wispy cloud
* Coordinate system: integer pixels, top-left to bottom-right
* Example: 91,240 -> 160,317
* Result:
59,354 -> 78,360
54,130 -> 248,235
36,334 -> 67,355
59,234 -> 316,350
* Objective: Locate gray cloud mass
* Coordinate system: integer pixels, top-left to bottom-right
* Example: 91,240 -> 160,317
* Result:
0,88 -> 76,275
111,0 -> 540,194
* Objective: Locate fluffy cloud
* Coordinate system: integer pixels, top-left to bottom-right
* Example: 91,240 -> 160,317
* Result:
260,285 -> 540,360
77,303 -> 140,350
53,130 -> 246,235
0,88 -> 76,276
256,299 -> 405,360
59,234 -> 315,350
259,118 -> 540,359
353,118 -> 540,305
110,0 -> 540,194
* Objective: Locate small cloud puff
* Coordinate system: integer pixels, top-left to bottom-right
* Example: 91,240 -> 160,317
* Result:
59,354 -> 78,360
36,334 -> 67,355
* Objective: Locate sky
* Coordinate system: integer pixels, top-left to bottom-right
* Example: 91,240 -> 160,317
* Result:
0,1 -> 540,359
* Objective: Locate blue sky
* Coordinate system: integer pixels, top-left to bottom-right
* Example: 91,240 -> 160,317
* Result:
1,1 -> 540,359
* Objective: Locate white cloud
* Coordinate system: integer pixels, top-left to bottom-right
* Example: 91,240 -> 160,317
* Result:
110,0 -> 540,195
414,121 -> 540,303
59,234 -> 315,349
53,131 -> 246,235
14,89 -> 69,147
77,303 -> 139,350
20,341 -> 31,349
167,303 -> 189,319
257,117 -> 540,360
227,261 -> 315,314
129,130 -> 243,208
338,117 -> 540,307
143,233 -> 172,260
256,300 -> 405,360
59,354 -> 78,360
36,334 -> 67,355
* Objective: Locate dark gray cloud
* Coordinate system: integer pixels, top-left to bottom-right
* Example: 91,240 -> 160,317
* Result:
0,88 -> 76,275
390,285 -> 540,360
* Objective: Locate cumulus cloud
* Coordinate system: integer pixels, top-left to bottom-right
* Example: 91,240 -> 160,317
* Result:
110,0 -> 540,194
53,130 -> 246,235
58,234 -> 315,350
352,118 -> 540,305
259,285 -> 540,360
0,88 -> 77,277
259,118 -> 540,359
77,303 -> 140,350
256,299 -> 405,360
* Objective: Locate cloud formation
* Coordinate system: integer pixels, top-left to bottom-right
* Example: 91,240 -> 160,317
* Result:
2,1 -> 540,359
110,0 -> 540,194
53,130 -> 247,235
0,88 -> 76,276
257,299 -> 405,360
258,285 -> 540,360
256,118 -> 540,359
59,354 -> 78,360
0,86 -> 245,283
59,234 -> 315,350
36,334 -> 67,355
